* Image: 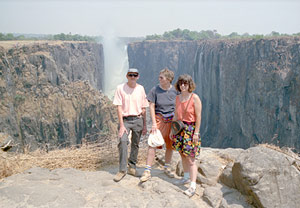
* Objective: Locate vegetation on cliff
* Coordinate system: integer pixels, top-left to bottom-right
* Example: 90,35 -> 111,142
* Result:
145,28 -> 300,40
0,32 -> 98,42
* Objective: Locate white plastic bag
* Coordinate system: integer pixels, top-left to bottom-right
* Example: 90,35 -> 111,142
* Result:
148,130 -> 165,147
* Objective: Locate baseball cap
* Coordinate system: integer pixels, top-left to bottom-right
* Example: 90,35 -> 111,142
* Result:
127,68 -> 139,74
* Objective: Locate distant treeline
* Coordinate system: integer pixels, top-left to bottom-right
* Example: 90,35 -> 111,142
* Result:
0,33 -> 98,42
146,29 -> 300,41
2,30 -> 300,42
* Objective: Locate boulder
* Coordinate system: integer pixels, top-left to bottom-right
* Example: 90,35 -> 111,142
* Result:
197,148 -> 227,186
0,133 -> 13,151
203,184 -> 251,208
232,146 -> 300,208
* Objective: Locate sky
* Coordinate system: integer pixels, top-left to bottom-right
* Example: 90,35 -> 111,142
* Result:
0,0 -> 300,37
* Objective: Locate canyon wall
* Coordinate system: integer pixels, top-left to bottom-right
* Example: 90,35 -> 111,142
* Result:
128,37 -> 300,151
128,40 -> 198,91
0,41 -> 117,151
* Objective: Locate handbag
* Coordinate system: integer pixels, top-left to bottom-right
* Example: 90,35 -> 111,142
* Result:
171,94 -> 193,135
148,129 -> 165,147
171,120 -> 185,135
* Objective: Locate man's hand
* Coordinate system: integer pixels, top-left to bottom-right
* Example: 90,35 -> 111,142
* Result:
118,125 -> 128,138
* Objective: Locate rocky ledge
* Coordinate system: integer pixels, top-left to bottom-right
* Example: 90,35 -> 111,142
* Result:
0,145 -> 299,208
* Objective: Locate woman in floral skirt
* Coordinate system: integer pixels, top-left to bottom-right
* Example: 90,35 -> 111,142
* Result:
172,74 -> 202,197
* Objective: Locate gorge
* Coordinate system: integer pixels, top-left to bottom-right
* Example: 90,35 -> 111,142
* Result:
0,37 -> 300,208
0,37 -> 299,153
128,37 -> 300,152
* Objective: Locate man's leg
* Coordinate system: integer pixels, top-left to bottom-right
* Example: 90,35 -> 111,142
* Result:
114,120 -> 130,182
118,121 -> 130,172
128,118 -> 143,169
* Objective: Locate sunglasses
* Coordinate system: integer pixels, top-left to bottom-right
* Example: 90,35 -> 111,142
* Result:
128,73 -> 138,77
179,81 -> 189,86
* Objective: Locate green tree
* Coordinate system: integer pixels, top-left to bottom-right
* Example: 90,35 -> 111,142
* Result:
270,31 -> 280,36
5,33 -> 14,40
227,32 -> 239,39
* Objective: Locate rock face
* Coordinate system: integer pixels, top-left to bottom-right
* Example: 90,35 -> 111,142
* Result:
0,41 -> 117,150
127,40 -> 198,91
127,37 -> 300,151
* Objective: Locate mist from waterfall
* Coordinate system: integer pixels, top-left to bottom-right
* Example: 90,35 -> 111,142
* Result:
102,35 -> 128,100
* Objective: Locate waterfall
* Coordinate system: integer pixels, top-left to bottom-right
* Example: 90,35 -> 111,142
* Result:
102,36 -> 128,100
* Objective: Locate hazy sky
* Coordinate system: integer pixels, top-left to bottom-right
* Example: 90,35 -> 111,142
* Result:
1,0 -> 299,37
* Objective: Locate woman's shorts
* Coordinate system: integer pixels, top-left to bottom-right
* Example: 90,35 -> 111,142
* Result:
172,121 -> 201,158
155,114 -> 173,150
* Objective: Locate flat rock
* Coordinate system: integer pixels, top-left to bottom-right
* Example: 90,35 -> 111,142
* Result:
0,166 -> 209,208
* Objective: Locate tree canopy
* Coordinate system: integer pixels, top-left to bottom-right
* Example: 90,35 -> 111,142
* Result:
145,29 -> 300,41
0,33 -> 98,42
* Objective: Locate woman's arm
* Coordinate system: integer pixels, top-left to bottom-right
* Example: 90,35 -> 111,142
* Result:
149,102 -> 157,132
169,96 -> 179,139
173,95 -> 179,121
193,94 -> 202,142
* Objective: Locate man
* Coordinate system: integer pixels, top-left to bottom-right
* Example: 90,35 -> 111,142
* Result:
113,68 -> 148,182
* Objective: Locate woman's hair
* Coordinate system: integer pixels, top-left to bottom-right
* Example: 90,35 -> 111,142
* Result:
175,74 -> 196,93
160,68 -> 174,83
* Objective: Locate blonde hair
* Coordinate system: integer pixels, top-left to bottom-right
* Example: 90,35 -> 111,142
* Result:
160,68 -> 174,83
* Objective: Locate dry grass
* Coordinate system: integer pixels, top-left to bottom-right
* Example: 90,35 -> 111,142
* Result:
259,143 -> 300,161
0,140 -> 149,180
0,142 -> 116,180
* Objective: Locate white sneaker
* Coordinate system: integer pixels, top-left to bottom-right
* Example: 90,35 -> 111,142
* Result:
140,170 -> 151,182
184,187 -> 196,197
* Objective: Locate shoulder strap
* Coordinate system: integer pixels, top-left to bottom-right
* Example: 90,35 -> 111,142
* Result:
182,93 -> 193,119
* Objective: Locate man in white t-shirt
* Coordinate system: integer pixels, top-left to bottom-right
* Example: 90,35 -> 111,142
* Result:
113,68 -> 149,182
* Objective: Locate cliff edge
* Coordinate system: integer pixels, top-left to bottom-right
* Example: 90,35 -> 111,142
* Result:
0,41 -> 117,150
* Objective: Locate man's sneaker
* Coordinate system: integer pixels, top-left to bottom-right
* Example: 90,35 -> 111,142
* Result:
164,167 -> 175,178
140,170 -> 151,182
113,171 -> 126,182
184,187 -> 196,197
174,177 -> 191,185
128,167 -> 136,176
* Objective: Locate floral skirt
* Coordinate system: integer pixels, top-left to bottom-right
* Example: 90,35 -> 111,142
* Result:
172,121 -> 201,158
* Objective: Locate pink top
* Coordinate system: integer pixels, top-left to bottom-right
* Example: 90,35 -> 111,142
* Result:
113,83 -> 149,116
176,94 -> 196,122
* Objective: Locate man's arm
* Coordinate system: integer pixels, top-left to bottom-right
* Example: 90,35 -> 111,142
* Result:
141,107 -> 147,135
117,105 -> 128,138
